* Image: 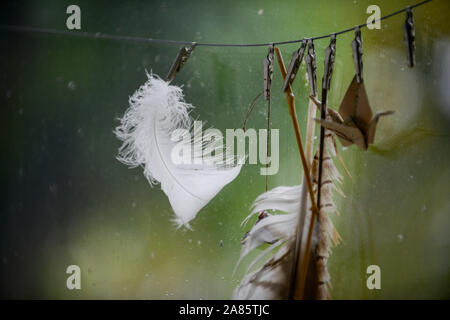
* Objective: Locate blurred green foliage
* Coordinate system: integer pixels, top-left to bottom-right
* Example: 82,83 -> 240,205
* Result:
1,0 -> 449,299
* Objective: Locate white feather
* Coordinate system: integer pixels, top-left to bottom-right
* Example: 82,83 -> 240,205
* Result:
233,185 -> 316,300
115,73 -> 241,227
242,185 -> 302,226
233,243 -> 292,300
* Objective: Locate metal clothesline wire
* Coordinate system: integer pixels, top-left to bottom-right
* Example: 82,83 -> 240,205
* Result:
0,0 -> 432,48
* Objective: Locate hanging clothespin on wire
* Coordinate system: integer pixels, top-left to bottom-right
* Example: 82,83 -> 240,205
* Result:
282,40 -> 307,92
322,34 -> 337,94
305,39 -> 317,97
242,44 -> 274,131
263,43 -> 275,101
166,42 -> 197,81
403,6 -> 415,67
351,27 -> 363,83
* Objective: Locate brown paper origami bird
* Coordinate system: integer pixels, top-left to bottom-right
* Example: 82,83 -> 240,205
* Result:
311,75 -> 394,150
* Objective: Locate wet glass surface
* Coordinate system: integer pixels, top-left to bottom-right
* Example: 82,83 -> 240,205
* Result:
0,0 -> 449,299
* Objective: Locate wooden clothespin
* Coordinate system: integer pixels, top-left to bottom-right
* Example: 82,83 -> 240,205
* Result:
404,7 -> 415,67
166,42 -> 197,81
305,39 -> 317,97
282,40 -> 307,92
322,34 -> 336,93
351,27 -> 363,83
263,43 -> 275,100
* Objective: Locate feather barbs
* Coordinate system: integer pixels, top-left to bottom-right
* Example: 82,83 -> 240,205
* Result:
115,73 -> 242,227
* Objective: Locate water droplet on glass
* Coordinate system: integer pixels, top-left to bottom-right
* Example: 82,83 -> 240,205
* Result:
67,81 -> 76,90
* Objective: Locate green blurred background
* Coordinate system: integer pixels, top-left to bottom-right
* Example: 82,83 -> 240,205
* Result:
1,0 -> 449,299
